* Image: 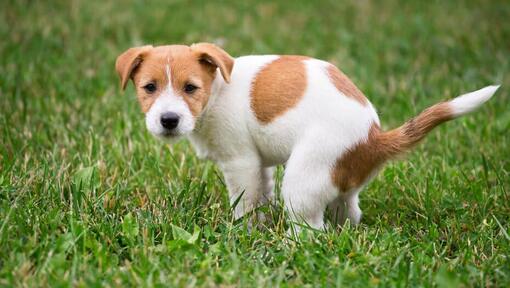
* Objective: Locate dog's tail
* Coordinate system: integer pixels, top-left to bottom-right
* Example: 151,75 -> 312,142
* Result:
375,85 -> 500,158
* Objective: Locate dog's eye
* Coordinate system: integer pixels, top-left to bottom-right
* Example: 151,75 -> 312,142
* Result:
184,83 -> 198,94
143,83 -> 157,93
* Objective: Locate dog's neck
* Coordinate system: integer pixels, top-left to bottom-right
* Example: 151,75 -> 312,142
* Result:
187,72 -> 227,159
194,72 -> 225,131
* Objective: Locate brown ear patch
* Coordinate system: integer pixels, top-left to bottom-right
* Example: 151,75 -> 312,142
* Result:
115,45 -> 153,90
191,43 -> 234,83
327,65 -> 367,106
250,56 -> 309,124
331,124 -> 386,192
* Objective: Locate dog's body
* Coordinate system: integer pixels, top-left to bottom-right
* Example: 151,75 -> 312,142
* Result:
187,55 -> 381,226
116,43 -> 499,230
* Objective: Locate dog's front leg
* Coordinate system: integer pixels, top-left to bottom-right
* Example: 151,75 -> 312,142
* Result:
220,157 -> 266,220
260,167 -> 276,206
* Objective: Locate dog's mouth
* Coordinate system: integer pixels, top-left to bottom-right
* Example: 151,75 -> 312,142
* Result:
160,129 -> 181,138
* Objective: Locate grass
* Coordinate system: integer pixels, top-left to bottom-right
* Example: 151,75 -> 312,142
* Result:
1,0 -> 509,286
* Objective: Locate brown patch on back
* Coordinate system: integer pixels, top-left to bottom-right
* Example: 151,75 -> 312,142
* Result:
250,56 -> 309,124
332,101 -> 454,192
327,65 -> 367,106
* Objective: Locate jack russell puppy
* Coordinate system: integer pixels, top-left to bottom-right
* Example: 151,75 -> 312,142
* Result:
115,43 -> 499,230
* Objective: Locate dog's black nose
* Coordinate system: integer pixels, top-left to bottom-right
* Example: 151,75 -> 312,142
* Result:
160,112 -> 180,130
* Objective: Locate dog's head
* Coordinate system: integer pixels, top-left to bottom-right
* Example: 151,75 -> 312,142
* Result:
115,43 -> 234,139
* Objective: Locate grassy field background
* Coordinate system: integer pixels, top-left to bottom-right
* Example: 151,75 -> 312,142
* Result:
1,0 -> 509,286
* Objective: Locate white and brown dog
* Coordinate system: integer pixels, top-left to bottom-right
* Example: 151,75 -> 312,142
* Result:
116,43 -> 499,230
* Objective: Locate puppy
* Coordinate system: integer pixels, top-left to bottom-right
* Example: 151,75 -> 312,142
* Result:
115,43 -> 499,230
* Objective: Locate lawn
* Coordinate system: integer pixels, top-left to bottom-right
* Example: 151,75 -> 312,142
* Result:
1,0 -> 509,286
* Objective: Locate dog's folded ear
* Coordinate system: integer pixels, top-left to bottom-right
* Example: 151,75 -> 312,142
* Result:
191,43 -> 234,83
115,45 -> 153,90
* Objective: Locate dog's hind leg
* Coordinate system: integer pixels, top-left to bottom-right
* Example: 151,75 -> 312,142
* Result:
281,136 -> 339,232
327,197 -> 346,226
343,188 -> 362,225
327,187 -> 363,226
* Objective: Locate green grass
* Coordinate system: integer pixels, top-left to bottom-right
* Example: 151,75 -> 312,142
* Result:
1,0 -> 509,286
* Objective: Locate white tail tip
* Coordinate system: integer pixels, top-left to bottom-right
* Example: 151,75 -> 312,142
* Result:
449,85 -> 500,117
